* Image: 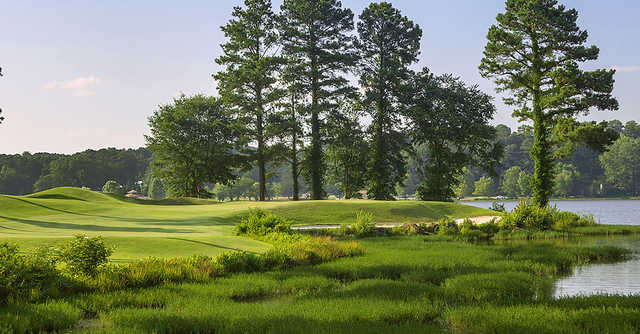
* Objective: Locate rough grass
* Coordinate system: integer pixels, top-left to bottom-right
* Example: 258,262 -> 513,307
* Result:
0,187 -> 494,260
2,236 -> 635,333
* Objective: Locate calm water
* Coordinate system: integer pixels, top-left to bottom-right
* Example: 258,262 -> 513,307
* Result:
552,236 -> 640,297
461,200 -> 640,297
460,199 -> 640,225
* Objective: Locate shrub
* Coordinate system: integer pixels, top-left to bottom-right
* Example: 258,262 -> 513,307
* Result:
102,180 -> 123,195
214,251 -> 263,273
500,200 -> 554,231
552,211 -> 596,230
437,217 -> 460,235
57,235 -> 113,277
235,209 -> 292,236
490,201 -> 506,212
352,210 -> 376,237
0,243 -> 63,304
477,218 -> 500,236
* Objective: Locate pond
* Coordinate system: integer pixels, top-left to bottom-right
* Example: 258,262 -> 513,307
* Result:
460,199 -> 640,225
461,200 -> 640,297
552,236 -> 640,297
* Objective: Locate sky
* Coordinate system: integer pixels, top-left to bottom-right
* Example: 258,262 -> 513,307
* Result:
1,0 -> 639,154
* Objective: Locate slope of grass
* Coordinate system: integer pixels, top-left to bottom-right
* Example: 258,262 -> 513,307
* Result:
0,187 -> 494,260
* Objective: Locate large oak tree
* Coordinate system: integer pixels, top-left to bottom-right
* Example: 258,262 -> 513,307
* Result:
480,0 -> 618,207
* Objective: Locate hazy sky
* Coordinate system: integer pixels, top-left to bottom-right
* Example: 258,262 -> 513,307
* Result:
1,0 -> 638,154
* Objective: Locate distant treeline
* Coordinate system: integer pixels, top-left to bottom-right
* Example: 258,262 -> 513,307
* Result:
0,148 -> 151,195
1,119 -> 638,199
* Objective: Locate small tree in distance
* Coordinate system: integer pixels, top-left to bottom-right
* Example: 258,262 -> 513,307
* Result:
102,180 -> 123,195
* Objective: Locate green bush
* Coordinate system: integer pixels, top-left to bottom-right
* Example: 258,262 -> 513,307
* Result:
353,210 -> 376,236
0,243 -> 63,304
490,201 -> 506,212
437,217 -> 460,235
57,235 -> 113,276
214,251 -> 263,273
477,218 -> 500,236
552,211 -> 596,230
500,200 -> 554,230
235,209 -> 292,236
102,180 -> 123,195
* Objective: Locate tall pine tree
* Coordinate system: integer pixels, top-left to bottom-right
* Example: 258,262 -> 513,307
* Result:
214,0 -> 283,201
480,0 -> 618,207
357,2 -> 422,200
280,0 -> 357,200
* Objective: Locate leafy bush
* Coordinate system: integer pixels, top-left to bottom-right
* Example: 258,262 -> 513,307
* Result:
490,201 -> 506,212
235,209 -> 292,236
500,200 -> 554,230
0,243 -> 63,304
57,235 -> 113,276
477,218 -> 500,236
214,251 -> 263,273
552,211 -> 596,230
102,180 -> 123,195
353,210 -> 376,236
437,217 -> 460,235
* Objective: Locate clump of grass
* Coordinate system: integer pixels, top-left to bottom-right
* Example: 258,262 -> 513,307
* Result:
235,208 -> 292,236
0,301 -> 82,334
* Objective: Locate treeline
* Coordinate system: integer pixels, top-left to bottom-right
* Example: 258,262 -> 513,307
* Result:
0,148 -> 151,195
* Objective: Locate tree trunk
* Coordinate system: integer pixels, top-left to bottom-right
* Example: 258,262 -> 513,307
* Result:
257,90 -> 266,202
291,94 -> 299,201
310,54 -> 322,200
531,93 -> 553,207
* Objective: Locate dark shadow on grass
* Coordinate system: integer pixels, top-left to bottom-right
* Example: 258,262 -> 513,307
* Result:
0,215 -> 195,234
165,237 -> 255,253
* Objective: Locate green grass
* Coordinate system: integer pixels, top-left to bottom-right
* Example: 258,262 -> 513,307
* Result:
1,236 -> 635,333
0,187 -> 494,260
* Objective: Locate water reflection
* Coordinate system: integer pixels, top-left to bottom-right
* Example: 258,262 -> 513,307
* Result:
552,236 -> 640,297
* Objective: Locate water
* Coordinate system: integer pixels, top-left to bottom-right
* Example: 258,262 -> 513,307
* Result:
461,200 -> 640,297
552,236 -> 640,297
460,200 -> 640,225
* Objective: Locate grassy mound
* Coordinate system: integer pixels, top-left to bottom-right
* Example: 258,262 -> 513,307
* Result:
0,187 -> 495,260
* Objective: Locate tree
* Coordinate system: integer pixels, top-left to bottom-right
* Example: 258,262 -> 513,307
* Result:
453,167 -> 475,198
102,180 -> 122,195
325,100 -> 369,199
473,176 -> 495,196
214,0 -> 283,201
146,95 -> 246,197
148,177 -> 166,200
553,163 -> 579,197
409,70 -> 502,202
624,121 -> 640,139
480,0 -> 618,207
357,2 -> 421,200
502,166 -> 523,197
517,169 -> 532,196
280,0 -> 357,200
600,135 -> 640,196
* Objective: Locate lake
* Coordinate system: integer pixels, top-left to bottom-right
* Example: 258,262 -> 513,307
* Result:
460,199 -> 640,225
461,200 -> 640,297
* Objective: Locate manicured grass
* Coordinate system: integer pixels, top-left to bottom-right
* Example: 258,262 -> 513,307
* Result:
0,187 -> 494,260
2,236 -> 635,333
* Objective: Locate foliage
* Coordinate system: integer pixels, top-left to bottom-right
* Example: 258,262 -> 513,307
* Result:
148,177 -> 166,200
146,94 -> 247,197
490,202 -> 506,212
214,0 -> 284,201
235,209 -> 292,236
280,0 -> 357,200
101,180 -> 122,195
480,0 -> 618,207
437,217 -> 460,236
0,243 -> 62,305
600,135 -> 640,196
501,166 -> 523,197
57,235 -> 113,277
358,2 -> 421,200
409,70 -> 502,201
500,200 -> 554,231
473,176 -> 495,196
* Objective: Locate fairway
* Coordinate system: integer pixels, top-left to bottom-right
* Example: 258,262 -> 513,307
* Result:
0,187 -> 494,261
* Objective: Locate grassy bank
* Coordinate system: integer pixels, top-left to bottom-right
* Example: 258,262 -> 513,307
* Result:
0,187 -> 494,260
1,236 -> 636,333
